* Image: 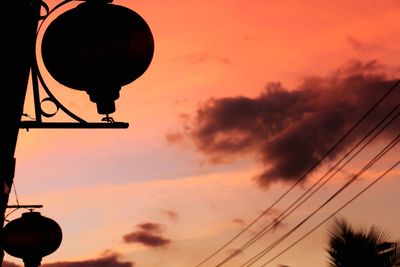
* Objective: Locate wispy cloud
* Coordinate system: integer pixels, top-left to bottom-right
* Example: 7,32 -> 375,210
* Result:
8,251 -> 135,267
232,218 -> 246,226
175,52 -> 231,66
161,209 -> 179,221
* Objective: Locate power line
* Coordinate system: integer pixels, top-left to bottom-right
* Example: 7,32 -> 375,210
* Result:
243,133 -> 400,266
241,131 -> 400,266
260,159 -> 400,266
194,80 -> 400,267
216,97 -> 400,266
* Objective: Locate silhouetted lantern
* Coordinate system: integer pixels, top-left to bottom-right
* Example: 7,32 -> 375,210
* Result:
2,212 -> 63,267
41,0 -> 154,115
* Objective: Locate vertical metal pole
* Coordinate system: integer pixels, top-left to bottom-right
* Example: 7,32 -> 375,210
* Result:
0,0 -> 41,265
32,64 -> 43,124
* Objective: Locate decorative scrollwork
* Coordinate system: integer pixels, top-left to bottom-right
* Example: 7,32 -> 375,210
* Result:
19,0 -> 128,129
40,97 -> 59,118
34,0 -> 86,123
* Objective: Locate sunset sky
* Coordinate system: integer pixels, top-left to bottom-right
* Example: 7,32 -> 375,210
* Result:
5,0 -> 400,266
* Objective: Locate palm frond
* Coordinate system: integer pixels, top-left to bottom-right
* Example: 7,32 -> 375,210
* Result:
326,217 -> 399,267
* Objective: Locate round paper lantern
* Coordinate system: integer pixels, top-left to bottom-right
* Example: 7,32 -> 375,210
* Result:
3,212 -> 62,267
41,1 -> 154,114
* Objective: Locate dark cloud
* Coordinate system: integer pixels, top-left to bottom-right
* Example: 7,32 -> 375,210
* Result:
137,222 -> 163,232
123,222 -> 171,248
10,252 -> 135,267
161,209 -> 179,221
123,232 -> 171,248
170,60 -> 400,188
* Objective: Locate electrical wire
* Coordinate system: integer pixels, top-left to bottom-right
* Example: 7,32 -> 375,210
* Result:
194,80 -> 400,267
12,181 -> 20,206
216,98 -> 400,266
243,133 -> 400,266
241,131 -> 400,266
260,159 -> 400,266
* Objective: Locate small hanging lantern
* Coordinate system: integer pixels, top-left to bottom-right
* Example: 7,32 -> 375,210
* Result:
41,0 -> 155,115
2,212 -> 63,267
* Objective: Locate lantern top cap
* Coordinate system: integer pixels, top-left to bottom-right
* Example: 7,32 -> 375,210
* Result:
22,211 -> 41,217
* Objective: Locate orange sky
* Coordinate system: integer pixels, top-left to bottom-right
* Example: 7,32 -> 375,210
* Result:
5,0 -> 400,266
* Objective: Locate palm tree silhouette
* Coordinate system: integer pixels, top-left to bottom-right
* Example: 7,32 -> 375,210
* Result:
326,217 -> 399,267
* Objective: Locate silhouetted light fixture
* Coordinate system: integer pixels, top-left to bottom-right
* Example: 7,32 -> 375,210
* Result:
41,0 -> 154,115
2,212 -> 62,267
